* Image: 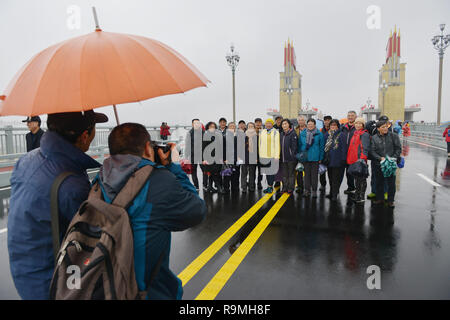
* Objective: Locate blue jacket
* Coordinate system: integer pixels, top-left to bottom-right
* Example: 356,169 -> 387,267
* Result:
298,129 -> 324,162
8,131 -> 101,300
95,155 -> 206,300
323,129 -> 347,168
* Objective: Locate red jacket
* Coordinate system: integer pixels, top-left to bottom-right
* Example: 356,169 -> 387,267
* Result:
443,128 -> 450,143
347,129 -> 370,165
160,126 -> 171,136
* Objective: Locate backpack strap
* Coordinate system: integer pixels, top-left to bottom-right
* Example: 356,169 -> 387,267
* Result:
50,171 -> 76,264
112,165 -> 154,209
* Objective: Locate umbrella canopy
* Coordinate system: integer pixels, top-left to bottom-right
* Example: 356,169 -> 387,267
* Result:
0,29 -> 209,118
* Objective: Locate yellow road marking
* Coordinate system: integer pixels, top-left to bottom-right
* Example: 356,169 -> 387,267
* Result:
178,187 -> 279,286
195,193 -> 290,300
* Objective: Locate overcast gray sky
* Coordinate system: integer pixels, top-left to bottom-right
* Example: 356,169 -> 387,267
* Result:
1,0 -> 449,126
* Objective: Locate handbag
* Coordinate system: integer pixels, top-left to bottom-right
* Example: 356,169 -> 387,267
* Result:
296,151 -> 308,163
348,159 -> 369,178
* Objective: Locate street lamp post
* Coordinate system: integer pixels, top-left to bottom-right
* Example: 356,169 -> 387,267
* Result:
379,80 -> 388,116
226,44 -> 240,123
431,24 -> 450,126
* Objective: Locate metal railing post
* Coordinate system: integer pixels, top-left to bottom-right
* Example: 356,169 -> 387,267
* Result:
5,126 -> 14,154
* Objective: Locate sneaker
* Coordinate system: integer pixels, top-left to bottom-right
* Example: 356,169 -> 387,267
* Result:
388,201 -> 395,208
295,187 -> 303,194
372,200 -> 383,205
258,183 -> 263,190
303,191 -> 311,198
319,186 -> 326,192
263,187 -> 273,194
241,188 -> 247,193
367,193 -> 376,199
312,191 -> 318,198
344,189 -> 356,194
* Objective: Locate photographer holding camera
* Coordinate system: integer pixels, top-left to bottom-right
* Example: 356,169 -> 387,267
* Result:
95,123 -> 206,299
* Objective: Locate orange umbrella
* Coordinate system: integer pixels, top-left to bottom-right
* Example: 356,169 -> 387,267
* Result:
0,10 -> 208,124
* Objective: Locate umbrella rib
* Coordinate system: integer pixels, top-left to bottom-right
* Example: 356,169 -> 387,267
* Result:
126,35 -> 186,93
31,39 -> 75,116
103,32 -> 142,105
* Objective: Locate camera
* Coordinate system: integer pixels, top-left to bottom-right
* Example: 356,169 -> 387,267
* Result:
153,142 -> 172,164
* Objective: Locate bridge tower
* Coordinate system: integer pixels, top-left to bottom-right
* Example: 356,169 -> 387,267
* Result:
279,39 -> 302,119
378,26 -> 406,121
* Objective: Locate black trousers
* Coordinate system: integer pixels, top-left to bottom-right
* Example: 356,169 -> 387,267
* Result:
192,164 -> 207,188
327,166 -> 344,198
320,173 -> 327,188
296,170 -> 304,190
340,164 -> 356,191
304,162 -> 319,192
280,161 -> 297,192
224,166 -> 240,191
241,164 -> 257,190
374,164 -> 396,202
354,176 -> 367,201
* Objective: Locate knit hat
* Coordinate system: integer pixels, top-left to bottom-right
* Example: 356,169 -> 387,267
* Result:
355,117 -> 365,126
265,118 -> 274,125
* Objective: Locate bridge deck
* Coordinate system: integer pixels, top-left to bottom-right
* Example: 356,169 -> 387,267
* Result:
0,139 -> 449,299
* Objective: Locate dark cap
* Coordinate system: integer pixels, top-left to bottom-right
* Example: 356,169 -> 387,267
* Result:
22,116 -> 41,124
378,115 -> 389,121
47,110 -> 108,136
254,118 -> 262,122
219,117 -> 227,123
324,115 -> 332,121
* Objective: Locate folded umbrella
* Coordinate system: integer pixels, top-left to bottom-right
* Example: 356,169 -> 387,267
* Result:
381,156 -> 397,178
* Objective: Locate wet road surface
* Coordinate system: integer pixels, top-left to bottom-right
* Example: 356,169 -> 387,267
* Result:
1,139 -> 449,299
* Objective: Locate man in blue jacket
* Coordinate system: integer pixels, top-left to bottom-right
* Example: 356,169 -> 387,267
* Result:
96,123 -> 206,299
7,110 -> 108,300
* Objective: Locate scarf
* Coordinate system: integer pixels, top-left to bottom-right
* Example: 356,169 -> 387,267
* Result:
306,128 -> 318,150
324,130 -> 336,153
246,128 -> 257,153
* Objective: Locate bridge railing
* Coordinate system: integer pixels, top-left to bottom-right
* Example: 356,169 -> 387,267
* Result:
0,125 -> 190,169
408,122 -> 447,149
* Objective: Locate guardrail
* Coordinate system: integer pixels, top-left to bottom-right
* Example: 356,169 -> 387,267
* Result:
0,125 -> 190,156
407,122 -> 447,149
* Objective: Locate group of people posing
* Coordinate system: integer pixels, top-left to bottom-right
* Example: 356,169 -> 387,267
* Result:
186,111 -> 402,208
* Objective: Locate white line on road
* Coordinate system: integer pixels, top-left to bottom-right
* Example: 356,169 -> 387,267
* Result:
0,228 -> 7,235
417,173 -> 442,187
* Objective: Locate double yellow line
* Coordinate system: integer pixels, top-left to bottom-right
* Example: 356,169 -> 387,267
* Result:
177,189 -> 290,300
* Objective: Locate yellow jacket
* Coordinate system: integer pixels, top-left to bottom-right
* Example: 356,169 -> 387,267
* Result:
259,129 -> 280,159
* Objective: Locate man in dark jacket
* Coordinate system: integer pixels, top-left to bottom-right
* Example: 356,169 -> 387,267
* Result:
8,110 -> 108,300
96,123 -> 206,299
22,116 -> 45,152
369,120 -> 402,208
